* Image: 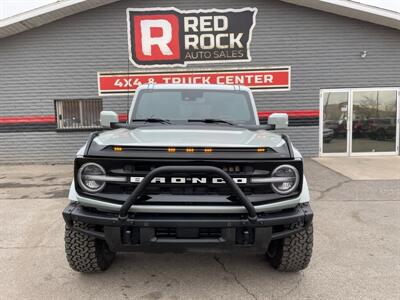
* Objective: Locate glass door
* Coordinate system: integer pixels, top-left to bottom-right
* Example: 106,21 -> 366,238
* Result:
320,91 -> 350,155
321,88 -> 399,156
351,89 -> 398,155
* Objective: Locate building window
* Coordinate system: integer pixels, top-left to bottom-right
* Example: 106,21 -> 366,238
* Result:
55,99 -> 103,130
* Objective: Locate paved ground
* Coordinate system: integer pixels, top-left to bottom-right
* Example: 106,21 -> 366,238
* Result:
315,156 -> 400,180
0,160 -> 399,300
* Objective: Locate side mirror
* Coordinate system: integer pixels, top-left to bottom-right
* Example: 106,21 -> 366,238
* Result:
268,113 -> 288,129
100,111 -> 119,128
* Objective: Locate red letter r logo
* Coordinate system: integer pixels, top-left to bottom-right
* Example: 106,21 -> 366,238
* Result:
133,14 -> 181,62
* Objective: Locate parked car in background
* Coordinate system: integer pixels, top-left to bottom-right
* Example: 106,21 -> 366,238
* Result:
367,118 -> 397,140
323,128 -> 334,143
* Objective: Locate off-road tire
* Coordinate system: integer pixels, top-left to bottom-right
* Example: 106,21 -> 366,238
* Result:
65,221 -> 115,273
266,223 -> 313,272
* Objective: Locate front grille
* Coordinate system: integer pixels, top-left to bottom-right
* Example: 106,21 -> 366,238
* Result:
103,162 -> 272,196
104,182 -> 274,196
75,157 -> 303,206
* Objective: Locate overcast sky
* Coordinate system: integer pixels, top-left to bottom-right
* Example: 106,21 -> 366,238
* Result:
1,0 -> 400,20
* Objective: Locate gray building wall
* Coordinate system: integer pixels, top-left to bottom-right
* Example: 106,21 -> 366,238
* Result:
0,0 -> 400,162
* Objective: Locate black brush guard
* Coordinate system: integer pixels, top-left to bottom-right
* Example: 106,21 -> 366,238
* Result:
118,165 -> 258,223
63,165 -> 313,250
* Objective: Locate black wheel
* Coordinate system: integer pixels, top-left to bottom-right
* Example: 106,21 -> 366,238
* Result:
266,223 -> 313,272
65,221 -> 115,273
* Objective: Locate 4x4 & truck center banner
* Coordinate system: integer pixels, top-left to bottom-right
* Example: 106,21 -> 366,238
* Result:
97,67 -> 291,96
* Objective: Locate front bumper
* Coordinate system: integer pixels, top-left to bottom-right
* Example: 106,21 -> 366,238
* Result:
65,165 -> 312,252
63,203 -> 313,252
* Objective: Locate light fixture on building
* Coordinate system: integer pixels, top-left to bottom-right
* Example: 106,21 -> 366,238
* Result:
360,50 -> 367,58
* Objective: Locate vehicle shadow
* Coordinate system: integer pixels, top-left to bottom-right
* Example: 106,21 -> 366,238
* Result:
74,251 -> 305,299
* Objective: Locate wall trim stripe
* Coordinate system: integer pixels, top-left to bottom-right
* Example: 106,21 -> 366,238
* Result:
0,115 -> 56,124
0,109 -> 320,133
258,110 -> 320,118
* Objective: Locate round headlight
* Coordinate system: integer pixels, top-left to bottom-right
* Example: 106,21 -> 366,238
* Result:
271,165 -> 299,195
77,162 -> 106,193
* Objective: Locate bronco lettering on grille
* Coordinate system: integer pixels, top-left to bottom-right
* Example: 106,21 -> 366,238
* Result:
130,177 -> 247,184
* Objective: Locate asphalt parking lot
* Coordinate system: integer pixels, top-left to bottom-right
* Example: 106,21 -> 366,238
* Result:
0,159 -> 399,299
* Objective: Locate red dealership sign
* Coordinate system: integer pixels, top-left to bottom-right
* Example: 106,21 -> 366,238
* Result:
127,7 -> 257,67
97,67 -> 290,96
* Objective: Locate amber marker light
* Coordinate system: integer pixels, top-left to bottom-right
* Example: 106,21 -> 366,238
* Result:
204,148 -> 213,153
113,146 -> 123,152
256,148 -> 266,152
167,147 -> 176,153
185,148 -> 195,153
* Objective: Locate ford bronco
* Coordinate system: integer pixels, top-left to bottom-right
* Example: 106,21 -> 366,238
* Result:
63,84 -> 313,273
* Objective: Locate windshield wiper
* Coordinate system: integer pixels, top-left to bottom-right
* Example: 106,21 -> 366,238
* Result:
131,118 -> 171,124
188,118 -> 234,125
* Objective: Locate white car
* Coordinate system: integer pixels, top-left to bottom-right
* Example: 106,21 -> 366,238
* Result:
63,84 -> 313,273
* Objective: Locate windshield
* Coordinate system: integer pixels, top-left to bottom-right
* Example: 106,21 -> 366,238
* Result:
132,89 -> 256,125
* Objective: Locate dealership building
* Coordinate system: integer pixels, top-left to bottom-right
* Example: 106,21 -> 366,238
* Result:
0,0 -> 400,163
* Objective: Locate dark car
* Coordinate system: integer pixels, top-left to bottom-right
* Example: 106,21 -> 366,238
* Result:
367,118 -> 396,140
